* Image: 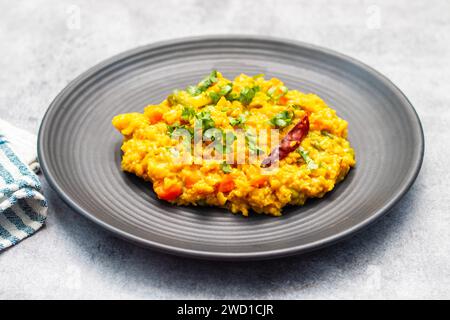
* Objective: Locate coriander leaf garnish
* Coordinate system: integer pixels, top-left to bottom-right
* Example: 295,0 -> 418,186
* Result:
229,117 -> 241,126
209,84 -> 233,104
203,127 -> 222,141
252,74 -> 265,79
220,162 -> 232,173
269,110 -> 293,128
321,130 -> 334,139
186,70 -> 218,96
167,123 -> 194,137
167,123 -> 179,134
297,147 -> 318,170
311,141 -> 324,151
267,85 -> 288,101
239,86 -> 259,105
197,70 -> 218,92
229,111 -> 248,127
225,92 -> 239,101
167,90 -> 180,105
186,85 -> 202,96
222,131 -> 237,154
181,106 -> 196,121
219,84 -> 233,96
209,92 -> 221,104
245,130 -> 264,155
195,111 -> 215,132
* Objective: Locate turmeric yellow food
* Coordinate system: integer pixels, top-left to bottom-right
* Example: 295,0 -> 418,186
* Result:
112,71 -> 355,216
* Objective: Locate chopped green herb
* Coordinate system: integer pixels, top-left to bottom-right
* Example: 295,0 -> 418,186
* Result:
269,110 -> 293,128
239,86 -> 259,105
203,128 -> 222,141
181,106 -> 196,121
321,130 -> 334,139
267,85 -> 288,100
267,86 -> 277,97
280,86 -> 288,94
208,84 -> 233,104
297,147 -> 318,170
186,85 -> 202,96
167,124 -> 194,149
319,162 -> 329,170
222,131 -> 237,154
229,117 -> 240,126
186,70 -> 218,96
252,73 -> 265,79
219,84 -> 233,96
291,104 -> 302,110
197,70 -> 218,92
167,123 -> 178,134
209,91 -> 221,104
311,141 -> 324,151
220,162 -> 233,173
167,90 -> 180,105
229,112 -> 248,127
245,131 -> 264,155
195,111 -> 215,132
225,92 -> 240,101
167,123 -> 194,137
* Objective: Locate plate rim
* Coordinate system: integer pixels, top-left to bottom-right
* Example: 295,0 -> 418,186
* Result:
38,35 -> 425,260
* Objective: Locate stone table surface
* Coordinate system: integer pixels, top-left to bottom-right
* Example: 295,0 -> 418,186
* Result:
0,0 -> 449,299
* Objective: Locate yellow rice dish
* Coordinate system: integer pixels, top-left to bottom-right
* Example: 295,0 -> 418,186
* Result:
112,71 -> 355,216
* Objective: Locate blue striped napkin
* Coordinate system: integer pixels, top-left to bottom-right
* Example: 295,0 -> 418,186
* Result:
0,134 -> 47,250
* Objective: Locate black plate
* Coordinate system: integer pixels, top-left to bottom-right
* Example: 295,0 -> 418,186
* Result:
38,36 -> 424,260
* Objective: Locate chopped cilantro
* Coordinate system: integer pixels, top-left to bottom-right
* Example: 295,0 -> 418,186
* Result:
239,86 -> 259,105
167,90 -> 180,105
252,74 -> 265,79
225,92 -> 240,101
267,85 -> 288,100
197,70 -> 218,92
297,147 -> 318,170
311,141 -> 324,151
195,111 -> 215,132
203,128 -> 222,141
321,130 -> 334,139
209,84 -> 233,104
209,92 -> 221,104
220,162 -> 232,173
219,84 -> 233,96
245,131 -> 264,155
186,70 -> 218,96
229,112 -> 248,127
167,123 -> 194,137
181,106 -> 196,121
222,131 -> 237,154
269,110 -> 293,128
186,85 -> 202,96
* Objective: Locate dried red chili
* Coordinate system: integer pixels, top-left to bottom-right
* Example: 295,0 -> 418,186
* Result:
261,115 -> 310,168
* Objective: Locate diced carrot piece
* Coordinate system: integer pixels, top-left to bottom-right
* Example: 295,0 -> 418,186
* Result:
218,175 -> 235,193
251,176 -> 267,188
148,110 -> 163,124
278,96 -> 288,105
156,184 -> 182,201
185,175 -> 199,188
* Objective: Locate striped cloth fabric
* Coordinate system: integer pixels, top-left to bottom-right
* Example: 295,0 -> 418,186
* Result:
0,134 -> 47,250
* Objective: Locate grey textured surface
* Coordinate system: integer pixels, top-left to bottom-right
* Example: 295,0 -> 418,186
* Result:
0,0 -> 448,299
